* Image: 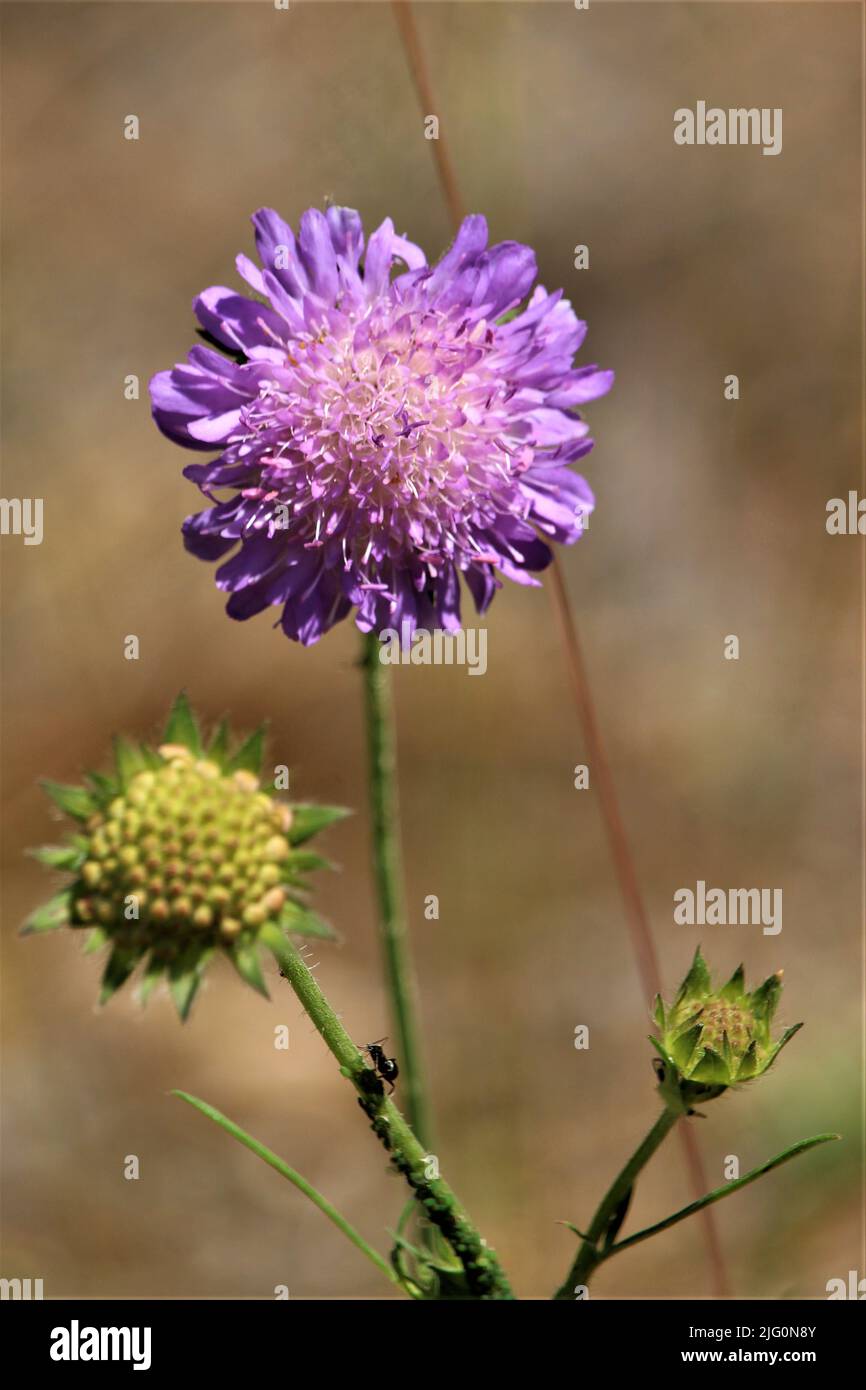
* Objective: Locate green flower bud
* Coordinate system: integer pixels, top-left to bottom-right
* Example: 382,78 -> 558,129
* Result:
651,947 -> 803,1113
24,694 -> 348,1020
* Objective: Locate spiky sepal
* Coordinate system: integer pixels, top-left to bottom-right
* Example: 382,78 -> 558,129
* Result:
651,946 -> 803,1113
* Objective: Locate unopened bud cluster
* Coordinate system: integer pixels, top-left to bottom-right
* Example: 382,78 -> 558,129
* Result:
73,746 -> 292,953
651,947 -> 803,1111
25,694 -> 345,1018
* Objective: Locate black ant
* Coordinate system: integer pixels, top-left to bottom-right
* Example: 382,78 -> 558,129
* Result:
364,1038 -> 399,1093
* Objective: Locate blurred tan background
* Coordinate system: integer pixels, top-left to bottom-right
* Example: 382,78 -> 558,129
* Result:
1,0 -> 862,1299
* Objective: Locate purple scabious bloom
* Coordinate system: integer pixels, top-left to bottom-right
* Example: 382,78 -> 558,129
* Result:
150,207 -> 613,646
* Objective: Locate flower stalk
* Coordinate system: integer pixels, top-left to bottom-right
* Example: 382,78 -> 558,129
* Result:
361,631 -> 433,1149
261,923 -> 513,1299
554,1108 -> 679,1297
552,950 -> 834,1298
553,1112 -> 837,1298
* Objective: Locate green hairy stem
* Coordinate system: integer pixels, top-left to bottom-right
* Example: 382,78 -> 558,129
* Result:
554,1108 -> 678,1297
554,1110 -> 839,1299
360,631 -> 433,1149
261,924 -> 513,1299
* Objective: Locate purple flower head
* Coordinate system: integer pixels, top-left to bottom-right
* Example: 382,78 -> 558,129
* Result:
150,207 -> 613,646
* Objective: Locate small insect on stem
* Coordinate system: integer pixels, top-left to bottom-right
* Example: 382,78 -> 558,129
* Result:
364,1038 -> 399,1094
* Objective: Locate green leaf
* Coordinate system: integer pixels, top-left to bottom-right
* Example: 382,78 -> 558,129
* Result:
606,1133 -> 840,1261
83,926 -> 109,955
557,1220 -> 595,1243
139,744 -> 164,772
163,692 -> 202,755
750,970 -> 783,1024
40,780 -> 95,822
84,771 -> 118,806
677,945 -> 710,1000
207,718 -> 231,766
279,904 -> 339,942
113,736 -> 147,788
230,940 -> 269,997
172,1090 -> 397,1287
99,943 -> 143,1004
766,1021 -> 804,1069
168,946 -> 213,1021
287,850 -> 334,876
225,725 -> 267,778
21,891 -> 72,934
691,1045 -> 727,1086
387,1228 -> 465,1299
169,972 -> 198,1020
138,952 -> 166,1003
417,1265 -> 472,1300
721,963 -> 745,999
736,1037 -> 760,1080
287,803 -> 351,846
671,1023 -> 703,1072
28,844 -> 85,870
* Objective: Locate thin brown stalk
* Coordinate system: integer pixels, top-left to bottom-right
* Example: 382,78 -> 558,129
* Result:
391,0 -> 465,229
548,560 -> 729,1296
391,0 -> 730,1297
